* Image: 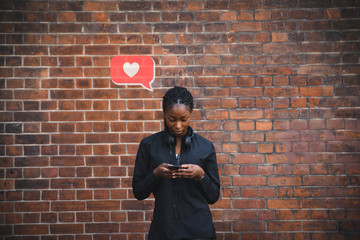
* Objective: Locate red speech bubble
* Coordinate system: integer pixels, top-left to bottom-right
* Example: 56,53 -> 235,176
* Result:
110,55 -> 155,91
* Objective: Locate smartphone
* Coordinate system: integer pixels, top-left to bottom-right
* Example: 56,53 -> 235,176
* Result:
168,164 -> 182,170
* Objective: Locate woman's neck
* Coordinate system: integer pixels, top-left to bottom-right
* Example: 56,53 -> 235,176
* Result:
175,136 -> 182,155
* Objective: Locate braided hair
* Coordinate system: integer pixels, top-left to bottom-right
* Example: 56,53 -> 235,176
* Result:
162,86 -> 194,149
162,86 -> 193,114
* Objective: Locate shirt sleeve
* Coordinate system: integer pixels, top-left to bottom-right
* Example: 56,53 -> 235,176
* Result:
132,140 -> 162,200
196,143 -> 220,204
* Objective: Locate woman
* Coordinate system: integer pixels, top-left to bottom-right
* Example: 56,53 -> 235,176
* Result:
132,86 -> 220,240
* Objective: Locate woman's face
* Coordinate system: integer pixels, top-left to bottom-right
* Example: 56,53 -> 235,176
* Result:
165,103 -> 192,138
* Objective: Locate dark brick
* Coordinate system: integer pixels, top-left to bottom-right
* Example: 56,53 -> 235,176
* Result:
118,23 -> 152,33
85,223 -> 119,233
204,1 -> 228,9
50,224 -> 83,234
83,23 -> 117,33
86,178 -> 120,188
335,109 -> 360,118
6,123 -> 22,133
153,1 -> 184,10
85,45 -> 118,55
153,23 -> 186,32
15,134 -> 49,144
14,23 -> 48,33
119,45 -> 152,54
15,157 -> 48,167
14,68 -> 48,77
0,46 -> 14,55
0,1 -> 12,10
50,23 -> 82,33
263,0 -> 297,8
334,0 -> 360,7
49,1 -> 83,11
14,112 -> 48,122
51,179 -> 85,189
333,19 -> 360,30
15,179 -> 49,189
50,46 -> 83,55
14,1 -> 48,10
15,46 -> 48,55
230,44 -> 262,54
300,0 -> 332,8
84,1 -> 118,11
230,0 -> 262,9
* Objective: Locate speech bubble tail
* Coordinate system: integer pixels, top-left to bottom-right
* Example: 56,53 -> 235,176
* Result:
142,82 -> 153,91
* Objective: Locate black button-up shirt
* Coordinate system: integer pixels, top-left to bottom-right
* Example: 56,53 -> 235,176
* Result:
132,129 -> 220,240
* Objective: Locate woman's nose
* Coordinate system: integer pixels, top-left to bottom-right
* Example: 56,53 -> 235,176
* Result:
175,121 -> 182,129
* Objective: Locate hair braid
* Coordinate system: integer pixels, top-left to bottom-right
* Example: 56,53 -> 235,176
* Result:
163,86 -> 193,113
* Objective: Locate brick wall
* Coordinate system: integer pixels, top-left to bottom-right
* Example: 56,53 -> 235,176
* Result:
1,0 -> 359,239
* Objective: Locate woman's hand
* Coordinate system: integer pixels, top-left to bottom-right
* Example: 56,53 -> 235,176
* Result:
153,163 -> 175,179
172,164 -> 205,180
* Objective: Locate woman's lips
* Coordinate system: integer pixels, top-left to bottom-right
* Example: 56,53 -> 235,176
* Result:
173,130 -> 183,136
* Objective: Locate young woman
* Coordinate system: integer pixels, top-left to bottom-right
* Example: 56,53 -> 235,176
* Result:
132,86 -> 220,240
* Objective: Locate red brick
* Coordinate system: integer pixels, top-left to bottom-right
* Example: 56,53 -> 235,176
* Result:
238,121 -> 254,130
230,66 -> 263,75
255,10 -> 271,20
258,143 -> 273,153
50,46 -> 83,55
87,201 -> 120,211
197,98 -> 221,109
299,65 -> 333,75
85,223 -> 119,233
230,110 -> 263,119
14,224 -> 48,235
85,111 -> 118,121
233,199 -> 265,209
51,201 -> 85,211
51,134 -> 84,144
204,109 -> 227,120
233,176 -> 266,186
268,177 -> 302,186
272,32 -> 288,42
51,179 -> 85,189
268,221 -> 301,231
290,119 -> 308,130
264,87 -> 298,97
0,180 -> 13,190
86,178 -> 120,188
268,199 -> 301,209
50,112 -> 83,121
300,86 -> 334,96
222,143 -> 239,153
256,120 -> 272,130
231,88 -> 262,97
49,67 -> 82,77
264,43 -> 297,53
230,0 -> 262,10
264,109 -> 298,119
230,43 -> 263,54
264,66 -> 298,75
234,221 -> 266,231
50,224 -> 83,234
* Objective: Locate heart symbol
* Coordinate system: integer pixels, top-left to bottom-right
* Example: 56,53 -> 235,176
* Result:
123,62 -> 140,77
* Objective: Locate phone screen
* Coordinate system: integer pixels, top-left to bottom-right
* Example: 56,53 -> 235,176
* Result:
168,164 -> 182,170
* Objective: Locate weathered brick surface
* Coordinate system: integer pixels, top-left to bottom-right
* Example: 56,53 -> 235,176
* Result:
1,0 -> 359,239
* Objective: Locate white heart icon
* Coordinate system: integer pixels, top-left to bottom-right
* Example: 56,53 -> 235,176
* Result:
123,62 -> 140,77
